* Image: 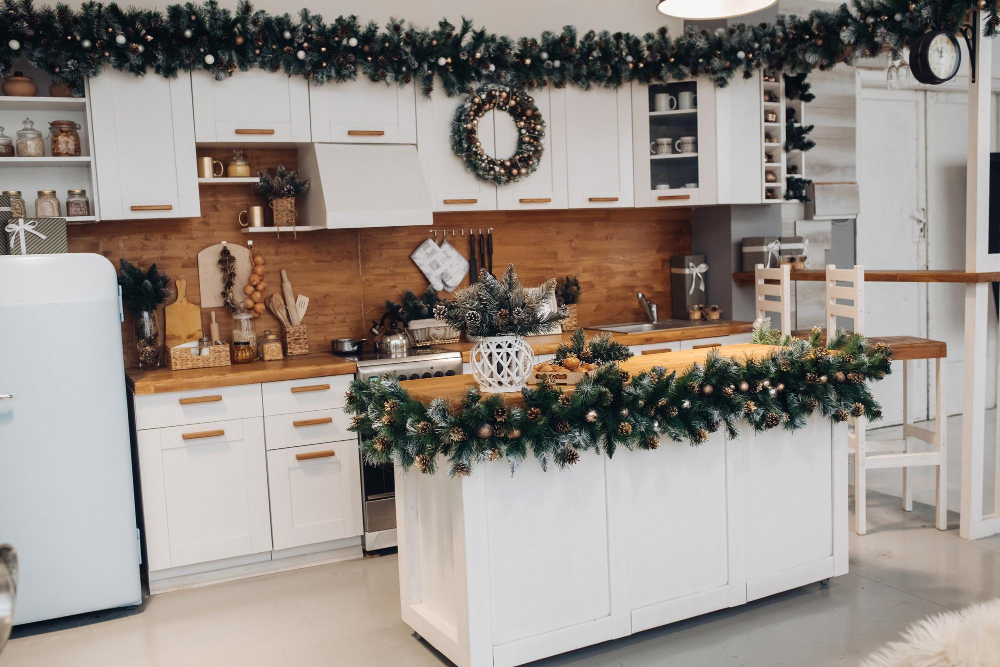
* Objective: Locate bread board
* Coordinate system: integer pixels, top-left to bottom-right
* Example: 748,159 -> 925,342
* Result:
197,242 -> 252,308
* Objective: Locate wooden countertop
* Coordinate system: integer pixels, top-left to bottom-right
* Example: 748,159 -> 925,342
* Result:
126,353 -> 357,395
732,269 -> 1000,287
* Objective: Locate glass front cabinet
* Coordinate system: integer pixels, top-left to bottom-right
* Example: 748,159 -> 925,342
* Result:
632,79 -> 717,207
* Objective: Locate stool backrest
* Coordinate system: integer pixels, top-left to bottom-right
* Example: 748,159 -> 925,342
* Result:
826,264 -> 864,335
754,263 -> 791,337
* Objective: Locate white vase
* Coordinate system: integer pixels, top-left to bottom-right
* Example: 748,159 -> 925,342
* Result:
469,335 -> 534,393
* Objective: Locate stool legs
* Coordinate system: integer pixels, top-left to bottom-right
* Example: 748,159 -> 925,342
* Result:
934,357 -> 948,531
853,417 -> 867,535
902,360 -> 913,512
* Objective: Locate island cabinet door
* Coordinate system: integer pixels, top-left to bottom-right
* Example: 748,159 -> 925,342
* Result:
136,417 -> 272,572
191,70 -> 311,143
310,80 -> 417,144
495,86 -> 568,211
89,70 -> 200,220
564,86 -> 634,208
623,430 -> 745,633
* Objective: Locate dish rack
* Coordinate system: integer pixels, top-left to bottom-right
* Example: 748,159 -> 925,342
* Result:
406,318 -> 460,347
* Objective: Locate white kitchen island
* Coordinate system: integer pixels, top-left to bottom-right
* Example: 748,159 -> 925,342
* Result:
393,407 -> 847,667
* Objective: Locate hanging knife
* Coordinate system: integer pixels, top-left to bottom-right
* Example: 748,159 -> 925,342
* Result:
478,230 -> 487,276
469,231 -> 478,283
487,229 -> 494,275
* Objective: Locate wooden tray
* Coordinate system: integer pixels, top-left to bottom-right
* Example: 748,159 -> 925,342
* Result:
527,369 -> 592,386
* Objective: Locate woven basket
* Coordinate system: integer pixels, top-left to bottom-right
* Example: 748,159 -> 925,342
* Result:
561,304 -> 579,332
407,318 -> 460,347
167,343 -> 231,371
270,197 -> 296,228
284,324 -> 309,356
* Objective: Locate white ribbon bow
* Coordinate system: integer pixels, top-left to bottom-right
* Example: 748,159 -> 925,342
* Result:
4,218 -> 46,255
763,240 -> 780,268
687,262 -> 708,294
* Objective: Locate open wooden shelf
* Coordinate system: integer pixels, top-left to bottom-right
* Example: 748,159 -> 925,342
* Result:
0,156 -> 91,166
0,95 -> 87,111
197,177 -> 260,184
733,269 -> 1000,286
651,153 -> 698,160
240,225 -> 326,234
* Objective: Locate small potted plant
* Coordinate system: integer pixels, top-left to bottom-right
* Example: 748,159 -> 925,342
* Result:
556,276 -> 581,332
257,165 -> 310,230
435,264 -> 566,392
385,286 -> 459,346
118,259 -> 172,370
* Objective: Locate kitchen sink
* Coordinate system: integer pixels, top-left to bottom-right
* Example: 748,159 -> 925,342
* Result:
592,320 -> 707,333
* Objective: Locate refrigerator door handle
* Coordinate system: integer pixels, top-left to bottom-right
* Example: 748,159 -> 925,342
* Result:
0,395 -> 11,400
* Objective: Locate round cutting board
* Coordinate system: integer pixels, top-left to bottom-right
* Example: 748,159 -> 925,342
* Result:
197,242 -> 252,309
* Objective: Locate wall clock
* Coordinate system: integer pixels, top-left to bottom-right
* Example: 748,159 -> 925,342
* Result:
910,30 -> 962,85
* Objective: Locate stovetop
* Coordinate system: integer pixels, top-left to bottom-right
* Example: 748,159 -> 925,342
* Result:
335,345 -> 464,381
332,345 -> 461,365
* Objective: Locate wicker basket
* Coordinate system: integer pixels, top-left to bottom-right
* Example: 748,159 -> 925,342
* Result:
270,197 -> 296,228
561,304 -> 579,332
284,324 -> 309,356
167,343 -> 231,371
407,318 -> 460,347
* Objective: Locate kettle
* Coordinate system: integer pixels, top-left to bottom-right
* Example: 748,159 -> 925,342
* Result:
370,312 -> 410,356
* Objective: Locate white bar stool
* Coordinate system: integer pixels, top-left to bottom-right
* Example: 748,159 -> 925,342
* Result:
754,263 -> 791,337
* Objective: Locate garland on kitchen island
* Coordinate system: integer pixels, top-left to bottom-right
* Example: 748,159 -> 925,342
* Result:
346,327 -> 893,478
2,0 -> 999,95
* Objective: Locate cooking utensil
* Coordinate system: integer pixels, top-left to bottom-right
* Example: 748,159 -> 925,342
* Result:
209,311 -> 221,342
280,269 -> 301,325
478,231 -> 486,276
165,278 -> 203,349
371,312 -> 409,356
331,338 -> 367,353
469,232 -> 478,282
267,293 -> 292,328
487,229 -> 494,275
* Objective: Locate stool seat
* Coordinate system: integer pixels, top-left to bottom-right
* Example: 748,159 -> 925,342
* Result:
791,330 -> 946,361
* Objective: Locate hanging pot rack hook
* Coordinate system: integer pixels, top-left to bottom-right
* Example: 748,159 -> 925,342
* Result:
961,22 -> 978,83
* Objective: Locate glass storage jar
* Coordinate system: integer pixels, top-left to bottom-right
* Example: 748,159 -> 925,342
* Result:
0,127 -> 13,158
259,330 -> 283,361
34,190 -> 60,217
65,189 -> 90,217
2,191 -> 25,218
231,307 -> 258,363
227,149 -> 250,177
15,118 -> 44,157
48,120 -> 81,157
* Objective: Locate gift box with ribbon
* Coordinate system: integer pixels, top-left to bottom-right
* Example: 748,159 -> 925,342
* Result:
741,236 -> 781,272
779,236 -> 806,259
2,217 -> 69,255
670,254 -> 709,319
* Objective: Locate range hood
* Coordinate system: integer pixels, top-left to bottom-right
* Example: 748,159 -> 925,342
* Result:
298,143 -> 432,229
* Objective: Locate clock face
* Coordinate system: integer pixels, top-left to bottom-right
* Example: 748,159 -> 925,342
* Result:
927,33 -> 959,80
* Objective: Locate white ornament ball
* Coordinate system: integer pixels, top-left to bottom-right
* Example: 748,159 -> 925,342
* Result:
894,12 -> 903,21
115,34 -> 127,45
81,39 -> 92,49
553,59 -> 561,68
437,56 -> 447,66
137,44 -> 144,53
183,28 -> 192,38
737,50 -> 746,60
204,53 -> 215,65
347,37 -> 358,47
539,50 -> 549,60
488,63 -> 496,72
625,55 -> 634,63
8,39 -> 19,51
296,50 -> 306,60
283,30 -> 292,40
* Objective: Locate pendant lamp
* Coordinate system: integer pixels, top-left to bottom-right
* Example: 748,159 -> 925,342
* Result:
655,0 -> 777,20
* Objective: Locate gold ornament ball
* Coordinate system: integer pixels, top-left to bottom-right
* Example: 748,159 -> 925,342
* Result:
819,375 -> 829,384
235,35 -> 245,45
477,423 -> 494,439
510,168 -> 519,176
702,384 -> 713,395
739,381 -> 750,392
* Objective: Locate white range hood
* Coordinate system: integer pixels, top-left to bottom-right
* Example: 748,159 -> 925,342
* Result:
298,143 -> 432,229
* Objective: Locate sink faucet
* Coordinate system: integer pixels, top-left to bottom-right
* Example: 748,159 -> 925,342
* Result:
637,292 -> 658,323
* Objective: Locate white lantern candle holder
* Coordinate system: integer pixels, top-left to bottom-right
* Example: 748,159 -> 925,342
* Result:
469,335 -> 534,393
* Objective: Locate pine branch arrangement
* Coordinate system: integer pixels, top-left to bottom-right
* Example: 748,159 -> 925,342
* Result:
785,122 -> 816,154
118,259 -> 171,312
386,286 -> 447,323
556,276 -> 581,306
435,264 -> 565,338
750,316 -> 792,347
256,165 -> 310,200
555,329 -> 632,366
785,176 -> 813,203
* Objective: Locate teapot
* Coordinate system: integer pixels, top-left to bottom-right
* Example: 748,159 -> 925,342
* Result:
370,312 -> 410,356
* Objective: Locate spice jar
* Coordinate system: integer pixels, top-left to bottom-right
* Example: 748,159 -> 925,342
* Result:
16,118 -> 44,157
231,307 -> 258,363
0,127 -> 13,158
48,120 -> 81,157
227,149 -> 250,177
3,191 -> 25,218
65,189 -> 91,217
259,330 -> 283,361
35,190 -> 60,217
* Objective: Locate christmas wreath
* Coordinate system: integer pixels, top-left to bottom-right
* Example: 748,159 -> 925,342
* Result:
451,84 -> 544,187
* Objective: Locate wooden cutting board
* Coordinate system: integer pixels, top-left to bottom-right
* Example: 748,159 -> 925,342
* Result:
165,278 -> 203,349
197,242 -> 252,308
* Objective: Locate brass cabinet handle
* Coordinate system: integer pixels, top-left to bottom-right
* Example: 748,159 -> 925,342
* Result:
588,197 -> 619,203
179,395 -> 223,405
519,198 -> 551,204
235,128 -> 275,135
131,205 -> 173,211
443,198 -> 478,205
692,343 -> 722,349
182,429 -> 225,440
657,194 -> 691,201
296,449 -> 336,461
348,130 -> 385,136
641,347 -> 674,355
290,384 -> 331,394
293,417 -> 334,428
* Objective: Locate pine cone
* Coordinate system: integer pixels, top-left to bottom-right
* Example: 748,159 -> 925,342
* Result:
415,454 -> 432,472
433,303 -> 448,319
851,402 -> 865,417
722,386 -> 735,398
416,421 -> 434,436
848,372 -> 865,383
843,354 -> 856,364
493,407 -> 507,423
449,426 -> 466,442
870,408 -> 883,420
526,407 -> 542,422
805,397 -> 819,411
806,373 -> 819,384
579,349 -> 593,362
561,447 -> 581,465
345,390 -> 356,402
780,360 -> 792,372
349,415 -> 364,429
745,401 -> 757,415
619,370 -> 632,384
783,412 -> 791,423
556,419 -> 571,434
667,406 -> 679,417
558,394 -> 572,407
752,382 -> 763,393
765,412 -> 781,427
384,399 -> 398,413
373,436 -> 390,452
452,462 -> 471,477
657,397 -> 668,407
618,421 -> 632,436
873,341 -> 891,354
381,413 -> 395,426
833,409 -> 850,422
465,310 -> 482,325
645,435 -> 660,450
688,382 -> 700,394
497,308 -> 510,321
488,447 -> 501,462
692,429 -> 709,444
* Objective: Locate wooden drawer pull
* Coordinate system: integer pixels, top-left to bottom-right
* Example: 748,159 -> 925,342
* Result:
588,197 -> 619,203
235,128 -> 275,135
179,395 -> 223,405
296,449 -> 336,461
182,429 -> 225,441
293,417 -> 334,428
443,198 -> 478,205
641,347 -> 674,355
348,130 -> 385,136
692,343 -> 722,349
657,194 -> 691,201
290,384 -> 331,394
131,204 -> 173,211
519,198 -> 551,204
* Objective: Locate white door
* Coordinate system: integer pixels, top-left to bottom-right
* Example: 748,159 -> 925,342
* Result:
857,88 -> 928,425
311,80 -> 416,143
495,86 -> 568,210
89,71 -> 200,219
192,70 -> 310,142
564,86 -> 634,208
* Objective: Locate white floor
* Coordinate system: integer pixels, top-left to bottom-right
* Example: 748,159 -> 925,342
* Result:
4,411 -> 1000,667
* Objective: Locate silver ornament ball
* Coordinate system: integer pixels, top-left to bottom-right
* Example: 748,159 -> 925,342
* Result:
347,37 -> 358,47
204,53 -> 215,64
183,29 -> 192,38
81,39 -> 92,49
283,30 -> 292,40
437,56 -> 447,66
115,34 -> 126,45
296,50 -> 306,60
8,39 -> 20,51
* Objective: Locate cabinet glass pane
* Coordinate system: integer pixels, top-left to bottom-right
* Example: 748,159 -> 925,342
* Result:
647,82 -> 699,192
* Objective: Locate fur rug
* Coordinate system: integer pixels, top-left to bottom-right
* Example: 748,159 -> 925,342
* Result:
864,598 -> 1000,667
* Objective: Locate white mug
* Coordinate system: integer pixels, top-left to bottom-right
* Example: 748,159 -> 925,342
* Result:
684,182 -> 698,189
650,138 -> 673,155
653,93 -> 677,112
678,91 -> 697,110
675,136 -> 697,154
654,184 -> 672,190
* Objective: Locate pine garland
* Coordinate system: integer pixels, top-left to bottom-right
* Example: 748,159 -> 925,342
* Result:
346,331 -> 893,477
555,328 -> 632,366
2,1 -> 997,96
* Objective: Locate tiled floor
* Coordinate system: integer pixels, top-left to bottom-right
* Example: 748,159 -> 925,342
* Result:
5,412 -> 1000,667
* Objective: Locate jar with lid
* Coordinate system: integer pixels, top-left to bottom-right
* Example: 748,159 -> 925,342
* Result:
3,191 -> 25,218
231,307 -> 258,363
15,118 -> 44,157
227,149 -> 250,177
48,120 -> 81,157
259,330 -> 283,361
35,190 -> 60,217
0,127 -> 13,158
65,189 -> 90,217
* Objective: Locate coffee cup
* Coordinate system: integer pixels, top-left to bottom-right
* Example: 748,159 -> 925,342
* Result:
239,205 -> 265,228
649,138 -> 673,155
653,93 -> 677,112
198,156 -> 224,179
684,183 -> 698,189
678,91 -> 697,110
674,136 -> 697,154
654,184 -> 672,190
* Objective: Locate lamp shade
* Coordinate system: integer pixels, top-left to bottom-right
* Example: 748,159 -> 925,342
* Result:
655,0 -> 777,19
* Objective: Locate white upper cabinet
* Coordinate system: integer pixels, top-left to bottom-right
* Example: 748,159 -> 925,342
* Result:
89,70 -> 200,219
495,86 -> 568,210
192,70 -> 311,143
715,71 -> 765,205
311,80 -> 416,143
416,84 -> 498,212
564,86 -> 634,208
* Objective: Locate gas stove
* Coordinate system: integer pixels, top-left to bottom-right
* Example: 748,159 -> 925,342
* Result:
333,346 -> 464,382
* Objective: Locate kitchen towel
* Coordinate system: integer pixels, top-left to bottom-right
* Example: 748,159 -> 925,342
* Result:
3,217 -> 68,255
437,239 -> 469,292
410,238 -> 447,291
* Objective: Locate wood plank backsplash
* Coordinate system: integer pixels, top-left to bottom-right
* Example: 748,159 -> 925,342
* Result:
67,149 -> 692,367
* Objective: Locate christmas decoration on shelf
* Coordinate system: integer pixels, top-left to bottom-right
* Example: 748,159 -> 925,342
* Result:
256,164 -> 309,235
750,316 -> 792,347
385,285 -> 450,324
3,0 -> 999,98
346,327 -> 893,477
556,275 -> 581,331
554,328 -> 633,367
783,72 -> 814,203
452,84 -> 543,186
